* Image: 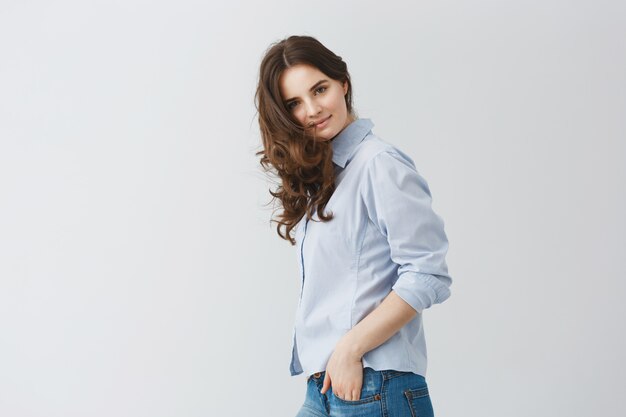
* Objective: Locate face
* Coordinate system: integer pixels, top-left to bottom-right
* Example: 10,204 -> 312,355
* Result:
279,64 -> 354,141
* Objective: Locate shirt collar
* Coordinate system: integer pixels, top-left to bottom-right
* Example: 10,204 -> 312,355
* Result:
330,118 -> 374,168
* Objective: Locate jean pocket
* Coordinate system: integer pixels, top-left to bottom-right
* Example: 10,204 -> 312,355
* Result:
329,387 -> 382,416
404,386 -> 434,417
329,369 -> 382,406
331,389 -> 381,405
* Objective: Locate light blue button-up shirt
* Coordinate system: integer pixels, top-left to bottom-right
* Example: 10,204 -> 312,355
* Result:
289,118 -> 453,378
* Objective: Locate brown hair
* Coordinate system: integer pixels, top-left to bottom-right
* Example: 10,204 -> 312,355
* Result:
254,35 -> 357,245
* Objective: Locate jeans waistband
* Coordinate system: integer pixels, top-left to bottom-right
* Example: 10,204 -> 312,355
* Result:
307,367 -> 423,382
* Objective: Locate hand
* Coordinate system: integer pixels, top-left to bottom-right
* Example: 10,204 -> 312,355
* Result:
320,336 -> 364,401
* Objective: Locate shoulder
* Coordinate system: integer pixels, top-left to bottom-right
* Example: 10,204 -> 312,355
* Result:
357,133 -> 418,172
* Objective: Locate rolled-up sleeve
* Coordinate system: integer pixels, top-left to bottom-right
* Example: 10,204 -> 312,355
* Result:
361,150 -> 453,312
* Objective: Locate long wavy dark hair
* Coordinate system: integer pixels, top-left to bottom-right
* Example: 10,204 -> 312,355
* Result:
254,35 -> 357,245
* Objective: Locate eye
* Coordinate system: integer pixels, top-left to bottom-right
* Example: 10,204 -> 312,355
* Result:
285,86 -> 326,111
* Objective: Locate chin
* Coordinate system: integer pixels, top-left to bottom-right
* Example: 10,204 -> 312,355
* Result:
321,130 -> 337,141
310,129 -> 333,141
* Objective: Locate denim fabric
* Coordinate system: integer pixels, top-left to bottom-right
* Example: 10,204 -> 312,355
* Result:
295,367 -> 434,417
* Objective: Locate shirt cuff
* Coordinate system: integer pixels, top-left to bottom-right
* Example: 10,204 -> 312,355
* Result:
391,271 -> 452,312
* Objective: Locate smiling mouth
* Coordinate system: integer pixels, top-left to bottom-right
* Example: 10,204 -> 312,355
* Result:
310,115 -> 331,128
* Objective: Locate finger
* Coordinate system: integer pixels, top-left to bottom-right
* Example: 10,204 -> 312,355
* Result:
352,389 -> 360,401
320,373 -> 330,394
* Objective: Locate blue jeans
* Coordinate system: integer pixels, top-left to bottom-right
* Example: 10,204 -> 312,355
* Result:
296,367 -> 435,417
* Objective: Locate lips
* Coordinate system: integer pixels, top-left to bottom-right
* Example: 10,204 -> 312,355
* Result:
311,115 -> 331,128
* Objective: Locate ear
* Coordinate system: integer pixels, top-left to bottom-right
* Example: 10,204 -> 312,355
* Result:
343,80 -> 348,95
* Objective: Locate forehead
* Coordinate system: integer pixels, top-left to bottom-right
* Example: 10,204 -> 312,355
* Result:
279,64 -> 327,97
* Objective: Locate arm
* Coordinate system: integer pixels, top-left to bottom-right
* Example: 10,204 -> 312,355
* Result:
337,289 -> 419,359
349,150 -> 452,355
321,289 -> 421,400
362,150 -> 453,313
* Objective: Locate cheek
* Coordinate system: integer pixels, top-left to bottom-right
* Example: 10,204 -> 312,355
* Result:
329,92 -> 347,111
292,108 -> 306,124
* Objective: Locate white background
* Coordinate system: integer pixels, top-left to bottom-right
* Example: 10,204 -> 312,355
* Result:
1,1 -> 625,416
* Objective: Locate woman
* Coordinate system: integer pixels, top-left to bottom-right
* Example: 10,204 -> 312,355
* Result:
254,35 -> 453,417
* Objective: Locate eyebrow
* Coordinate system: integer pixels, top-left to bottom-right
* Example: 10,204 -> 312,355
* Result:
283,79 -> 329,104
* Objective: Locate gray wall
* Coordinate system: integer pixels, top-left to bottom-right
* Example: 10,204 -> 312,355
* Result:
0,1 -> 624,416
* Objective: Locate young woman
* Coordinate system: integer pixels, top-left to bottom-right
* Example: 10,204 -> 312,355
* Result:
254,35 -> 453,417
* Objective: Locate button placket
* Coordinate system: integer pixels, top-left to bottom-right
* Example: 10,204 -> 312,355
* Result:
298,217 -> 309,305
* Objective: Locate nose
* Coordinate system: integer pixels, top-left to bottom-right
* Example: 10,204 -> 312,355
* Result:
305,99 -> 322,119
